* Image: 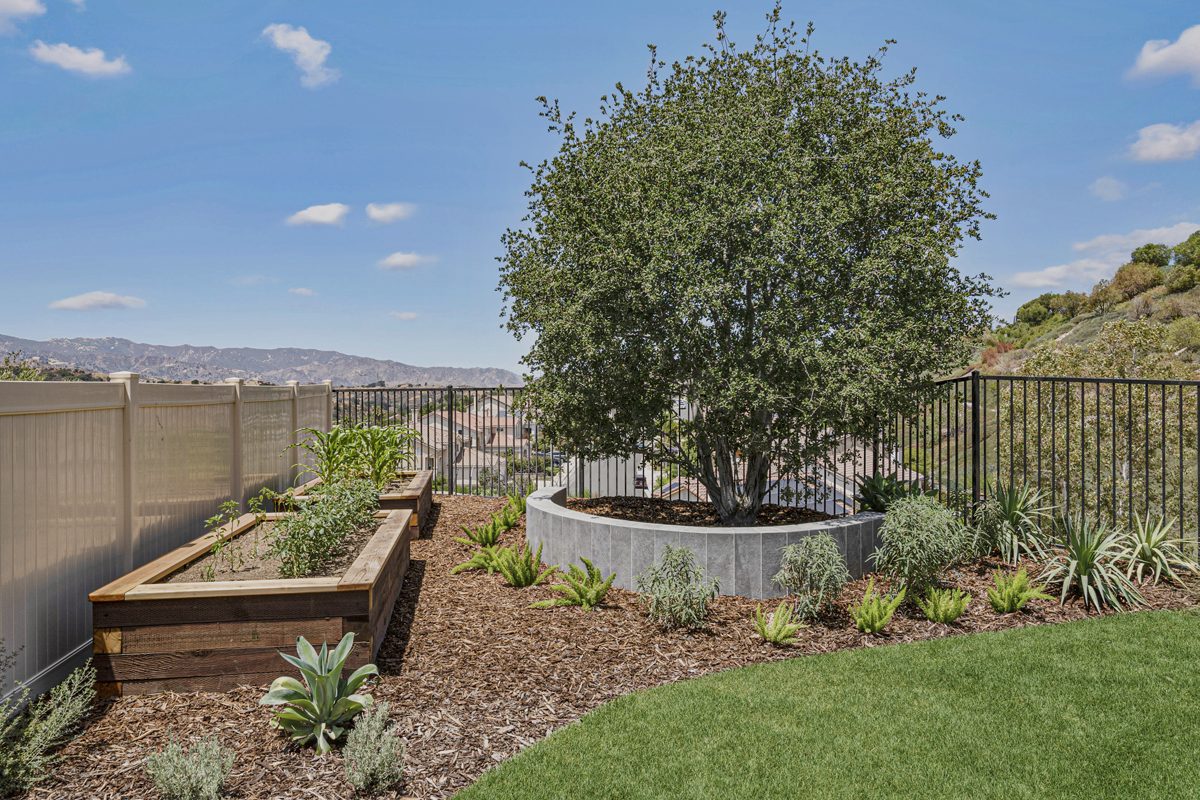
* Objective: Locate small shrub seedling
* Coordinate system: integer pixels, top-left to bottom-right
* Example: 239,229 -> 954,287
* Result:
872,495 -> 973,594
531,557 -> 615,610
143,731 -> 235,800
753,600 -> 807,645
916,587 -> 970,623
986,567 -> 1052,614
496,541 -> 558,588
343,701 -> 405,795
636,545 -> 720,630
773,532 -> 849,619
849,579 -> 904,634
201,500 -> 245,581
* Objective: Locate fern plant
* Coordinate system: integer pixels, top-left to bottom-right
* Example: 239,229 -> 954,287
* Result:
1122,513 -> 1199,585
451,545 -> 505,575
849,579 -> 904,634
986,567 -> 1053,613
916,587 -> 970,623
496,541 -> 558,588
753,600 -> 807,644
504,490 -> 528,515
1041,515 -> 1145,611
531,557 -> 615,610
456,517 -> 503,547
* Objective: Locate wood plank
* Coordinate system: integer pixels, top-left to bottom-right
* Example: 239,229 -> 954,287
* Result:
120,618 -> 344,653
338,511 -> 411,592
95,681 -> 122,698
93,590 -> 369,628
367,528 -> 410,660
94,642 -> 370,682
93,628 -> 121,654
125,577 -> 339,601
90,512 -> 265,602
119,672 -> 281,696
341,616 -> 370,640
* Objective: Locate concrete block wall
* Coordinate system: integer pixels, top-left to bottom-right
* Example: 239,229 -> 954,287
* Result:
525,486 -> 884,600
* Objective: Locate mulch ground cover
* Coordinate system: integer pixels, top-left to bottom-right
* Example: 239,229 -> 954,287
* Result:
567,495 -> 832,526
27,496 -> 1200,800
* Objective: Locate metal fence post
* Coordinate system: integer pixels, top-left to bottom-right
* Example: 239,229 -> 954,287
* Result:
971,369 -> 981,516
448,387 -> 456,495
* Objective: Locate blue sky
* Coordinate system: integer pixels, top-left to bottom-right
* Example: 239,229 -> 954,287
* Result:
1,1 -> 1198,376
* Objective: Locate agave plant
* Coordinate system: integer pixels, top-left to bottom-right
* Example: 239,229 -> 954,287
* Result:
258,633 -> 379,755
853,472 -> 935,513
1122,514 -> 1199,585
1041,515 -> 1144,611
531,557 -> 615,611
752,600 -> 807,644
979,480 -> 1054,564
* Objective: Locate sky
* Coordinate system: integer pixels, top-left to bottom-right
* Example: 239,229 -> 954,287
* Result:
1,1 -> 1199,376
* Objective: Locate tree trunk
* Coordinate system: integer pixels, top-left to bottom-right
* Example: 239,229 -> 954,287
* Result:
694,433 -> 772,527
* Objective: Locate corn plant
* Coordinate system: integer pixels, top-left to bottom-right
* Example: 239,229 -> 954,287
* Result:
531,557 -> 615,610
636,545 -> 720,630
849,579 -> 904,634
143,732 -> 235,800
496,541 -> 558,588
451,544 -> 506,575
286,426 -> 364,486
356,425 -> 419,489
916,587 -> 970,623
1041,515 -> 1145,611
1122,513 -> 1199,585
986,567 -> 1052,613
258,633 -> 378,755
752,600 -> 807,644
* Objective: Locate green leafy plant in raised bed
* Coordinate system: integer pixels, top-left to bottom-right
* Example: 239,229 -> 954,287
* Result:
451,544 -> 506,575
344,701 -> 404,794
287,426 -> 364,486
143,731 -> 235,800
916,587 -> 970,623
975,481 -> 1053,564
1039,515 -> 1145,611
496,541 -> 558,588
531,557 -> 615,610
270,479 -> 379,578
258,633 -> 378,755
356,425 -> 420,490
636,545 -> 720,630
752,600 -> 807,645
1122,513 -> 1199,585
853,472 -> 936,513
773,532 -> 850,619
872,495 -> 974,595
849,579 -> 904,634
1,648 -> 96,794
986,567 -> 1052,613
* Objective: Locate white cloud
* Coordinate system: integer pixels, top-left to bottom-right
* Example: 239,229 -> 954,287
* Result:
1130,24 -> 1200,84
378,251 -> 436,270
1013,221 -> 1200,288
366,202 -> 416,223
1129,120 -> 1200,162
30,40 -> 131,76
262,23 -> 340,89
48,291 -> 146,311
0,0 -> 44,35
1089,176 -> 1126,202
285,203 -> 349,226
289,287 -> 316,296
389,311 -> 419,321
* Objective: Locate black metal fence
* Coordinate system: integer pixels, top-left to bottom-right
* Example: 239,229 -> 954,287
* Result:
333,374 -> 1200,545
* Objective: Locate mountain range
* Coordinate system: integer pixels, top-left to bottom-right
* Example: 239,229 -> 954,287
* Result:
0,333 -> 523,387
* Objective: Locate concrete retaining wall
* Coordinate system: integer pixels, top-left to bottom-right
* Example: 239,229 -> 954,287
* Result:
525,486 -> 884,599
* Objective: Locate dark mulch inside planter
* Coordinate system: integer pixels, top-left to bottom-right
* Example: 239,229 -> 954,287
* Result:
161,518 -> 382,583
30,496 -> 1199,800
568,495 -> 833,526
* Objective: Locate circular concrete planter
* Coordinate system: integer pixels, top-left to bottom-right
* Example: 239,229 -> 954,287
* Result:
525,486 -> 883,600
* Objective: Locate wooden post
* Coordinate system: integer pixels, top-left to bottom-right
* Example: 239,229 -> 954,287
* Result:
109,372 -> 139,573
287,380 -> 300,487
322,380 -> 333,432
227,378 -> 244,512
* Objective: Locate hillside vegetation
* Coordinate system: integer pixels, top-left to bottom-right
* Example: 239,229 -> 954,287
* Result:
974,231 -> 1200,376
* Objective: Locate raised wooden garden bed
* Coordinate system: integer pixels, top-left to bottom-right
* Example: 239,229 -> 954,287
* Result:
292,469 -> 433,533
89,508 -> 412,697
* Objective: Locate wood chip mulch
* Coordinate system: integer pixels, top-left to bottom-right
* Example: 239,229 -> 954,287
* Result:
26,496 -> 1200,800
567,495 -> 832,526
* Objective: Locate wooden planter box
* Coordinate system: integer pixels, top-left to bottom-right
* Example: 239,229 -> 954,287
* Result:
292,469 -> 433,533
89,508 -> 412,697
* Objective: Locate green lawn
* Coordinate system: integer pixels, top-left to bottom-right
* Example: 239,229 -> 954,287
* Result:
458,610 -> 1200,800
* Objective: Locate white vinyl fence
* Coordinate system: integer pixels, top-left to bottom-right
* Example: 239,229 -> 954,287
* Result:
0,374 -> 333,702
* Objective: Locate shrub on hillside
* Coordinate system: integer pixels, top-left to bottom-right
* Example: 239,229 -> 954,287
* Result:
1166,264 -> 1199,294
1169,317 -> 1200,351
1131,243 -> 1172,267
1110,262 -> 1164,300
1175,231 -> 1200,267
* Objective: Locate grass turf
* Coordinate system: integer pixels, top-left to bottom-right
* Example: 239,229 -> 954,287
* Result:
457,610 -> 1200,799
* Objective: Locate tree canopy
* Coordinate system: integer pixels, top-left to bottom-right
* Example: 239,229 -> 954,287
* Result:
499,6 -> 996,525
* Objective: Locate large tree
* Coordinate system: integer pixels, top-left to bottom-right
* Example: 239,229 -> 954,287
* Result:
499,7 -> 996,525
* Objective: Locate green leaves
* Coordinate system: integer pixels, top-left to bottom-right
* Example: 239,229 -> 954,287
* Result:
496,541 -> 558,589
976,482 -> 1053,565
853,472 -> 936,513
849,579 -> 904,634
752,600 -> 807,645
500,7 -> 996,526
259,633 -> 378,755
1039,515 -> 1145,611
772,532 -> 849,619
451,545 -> 505,575
986,567 -> 1052,614
531,557 -> 615,611
916,587 -> 970,624
636,545 -> 720,630
285,424 -> 419,490
1122,513 -> 1199,586
270,479 -> 379,578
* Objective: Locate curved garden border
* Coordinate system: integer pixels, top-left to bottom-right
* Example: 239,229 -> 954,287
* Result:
526,486 -> 884,599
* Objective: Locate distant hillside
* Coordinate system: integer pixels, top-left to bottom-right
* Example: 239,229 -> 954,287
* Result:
0,333 -> 522,387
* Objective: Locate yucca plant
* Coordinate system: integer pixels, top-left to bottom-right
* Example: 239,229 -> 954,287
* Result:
986,567 -> 1053,613
1123,513 -> 1199,585
849,579 -> 905,634
1041,515 -> 1145,611
258,633 -> 378,755
752,600 -> 807,644
451,544 -> 505,575
531,557 -> 615,610
496,541 -> 558,588
979,480 -> 1053,564
916,587 -> 970,623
